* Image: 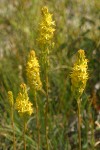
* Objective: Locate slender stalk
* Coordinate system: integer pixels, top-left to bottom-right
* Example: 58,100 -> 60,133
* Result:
77,99 -> 81,150
23,121 -> 26,150
34,91 -> 40,150
44,53 -> 49,150
11,106 -> 16,150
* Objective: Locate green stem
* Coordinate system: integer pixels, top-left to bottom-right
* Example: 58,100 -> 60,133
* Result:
44,53 -> 49,150
34,91 -> 40,150
11,107 -> 16,150
23,121 -> 26,150
77,99 -> 81,150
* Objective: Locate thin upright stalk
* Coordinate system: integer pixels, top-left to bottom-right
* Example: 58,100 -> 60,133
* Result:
11,107 -> 16,150
44,55 -> 49,150
23,121 -> 26,150
34,91 -> 40,150
77,99 -> 81,150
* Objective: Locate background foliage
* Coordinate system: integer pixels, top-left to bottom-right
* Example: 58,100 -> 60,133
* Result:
0,0 -> 100,149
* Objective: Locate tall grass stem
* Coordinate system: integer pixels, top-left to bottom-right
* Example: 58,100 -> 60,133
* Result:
44,58 -> 49,150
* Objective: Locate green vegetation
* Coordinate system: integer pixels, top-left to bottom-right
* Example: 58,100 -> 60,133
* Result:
0,0 -> 100,149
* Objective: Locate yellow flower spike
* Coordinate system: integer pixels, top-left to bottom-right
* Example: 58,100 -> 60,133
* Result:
37,6 -> 55,45
15,83 -> 33,117
70,49 -> 88,99
8,91 -> 14,107
26,50 -> 42,91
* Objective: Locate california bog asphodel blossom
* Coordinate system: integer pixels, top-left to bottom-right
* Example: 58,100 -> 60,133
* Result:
70,49 -> 88,99
26,50 -> 42,90
15,83 -> 33,116
37,6 -> 55,45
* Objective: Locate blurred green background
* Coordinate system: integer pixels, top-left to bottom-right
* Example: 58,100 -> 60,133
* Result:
0,0 -> 100,149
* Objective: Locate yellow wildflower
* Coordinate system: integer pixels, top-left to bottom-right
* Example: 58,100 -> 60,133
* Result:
15,83 -> 33,116
8,91 -> 14,107
37,6 -> 55,45
26,50 -> 42,90
70,49 -> 88,99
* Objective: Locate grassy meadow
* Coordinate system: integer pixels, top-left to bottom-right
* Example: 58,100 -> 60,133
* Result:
0,0 -> 100,150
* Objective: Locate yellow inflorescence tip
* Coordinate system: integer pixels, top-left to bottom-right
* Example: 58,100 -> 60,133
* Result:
29,50 -> 36,58
8,91 -> 14,107
20,83 -> 26,91
42,6 -> 48,14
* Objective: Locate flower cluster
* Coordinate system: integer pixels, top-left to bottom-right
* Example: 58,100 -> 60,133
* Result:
37,6 -> 55,45
8,91 -> 14,107
70,49 -> 88,99
15,83 -> 33,116
26,50 -> 42,90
